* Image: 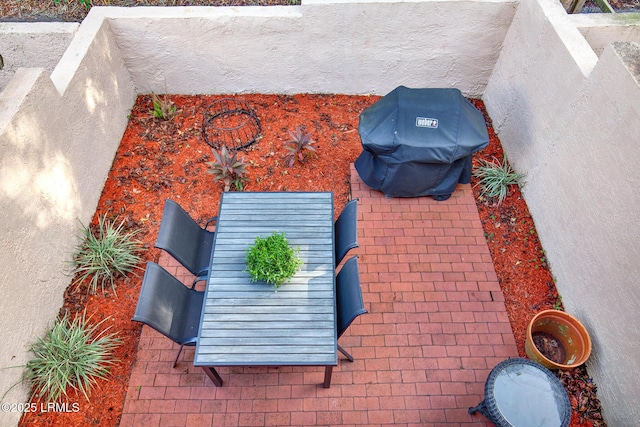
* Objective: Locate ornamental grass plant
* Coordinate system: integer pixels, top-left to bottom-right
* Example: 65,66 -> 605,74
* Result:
473,156 -> 526,205
71,215 -> 143,295
24,313 -> 120,402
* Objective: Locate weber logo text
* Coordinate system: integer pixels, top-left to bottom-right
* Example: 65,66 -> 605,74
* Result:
415,117 -> 438,128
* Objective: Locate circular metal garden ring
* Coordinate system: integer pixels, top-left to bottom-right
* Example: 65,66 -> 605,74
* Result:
202,98 -> 261,151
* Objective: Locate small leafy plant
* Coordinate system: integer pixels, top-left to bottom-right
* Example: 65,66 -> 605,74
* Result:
54,0 -> 92,10
207,145 -> 249,191
245,232 -> 302,290
554,295 -> 564,311
71,215 -> 143,295
151,92 -> 179,121
24,312 -> 120,402
284,126 -> 316,167
473,156 -> 526,205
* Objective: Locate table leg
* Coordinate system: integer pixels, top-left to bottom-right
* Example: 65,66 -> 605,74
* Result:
468,400 -> 489,418
323,366 -> 333,388
202,367 -> 223,387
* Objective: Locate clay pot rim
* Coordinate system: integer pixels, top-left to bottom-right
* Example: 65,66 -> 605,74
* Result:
526,309 -> 592,369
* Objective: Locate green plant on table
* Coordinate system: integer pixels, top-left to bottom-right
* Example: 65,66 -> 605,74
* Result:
473,156 -> 526,205
151,92 -> 179,121
245,232 -> 302,291
207,145 -> 249,191
24,312 -> 120,402
71,214 -> 143,295
284,125 -> 316,167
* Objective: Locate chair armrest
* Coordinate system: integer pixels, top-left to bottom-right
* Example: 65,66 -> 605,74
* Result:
191,274 -> 208,289
205,216 -> 218,229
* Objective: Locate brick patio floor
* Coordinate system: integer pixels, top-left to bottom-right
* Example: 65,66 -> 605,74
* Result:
119,165 -> 518,426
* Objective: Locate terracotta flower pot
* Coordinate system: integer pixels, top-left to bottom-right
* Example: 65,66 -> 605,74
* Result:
525,309 -> 592,370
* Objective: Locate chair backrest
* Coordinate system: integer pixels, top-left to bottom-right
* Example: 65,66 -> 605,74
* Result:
335,256 -> 367,339
155,199 -> 211,276
334,198 -> 359,266
132,262 -> 204,345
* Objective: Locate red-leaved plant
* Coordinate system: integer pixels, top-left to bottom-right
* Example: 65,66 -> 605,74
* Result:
207,146 -> 249,191
284,126 -> 316,167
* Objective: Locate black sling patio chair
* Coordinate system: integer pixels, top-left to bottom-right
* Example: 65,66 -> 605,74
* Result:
132,262 -> 205,368
155,199 -> 217,287
334,198 -> 359,267
336,256 -> 367,362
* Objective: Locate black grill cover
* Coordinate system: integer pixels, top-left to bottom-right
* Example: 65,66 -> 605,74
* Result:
354,86 -> 489,200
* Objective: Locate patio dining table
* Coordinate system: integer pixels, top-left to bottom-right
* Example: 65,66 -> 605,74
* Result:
193,192 -> 338,388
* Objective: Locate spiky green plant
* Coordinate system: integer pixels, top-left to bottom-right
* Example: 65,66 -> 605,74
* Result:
245,232 -> 302,291
24,313 -> 120,402
473,156 -> 526,205
284,126 -> 316,167
151,92 -> 179,121
72,215 -> 143,295
207,145 -> 249,191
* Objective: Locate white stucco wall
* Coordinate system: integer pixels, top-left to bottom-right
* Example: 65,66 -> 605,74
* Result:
570,12 -> 640,56
0,15 -> 135,426
483,0 -> 640,424
103,0 -> 517,97
0,23 -> 79,94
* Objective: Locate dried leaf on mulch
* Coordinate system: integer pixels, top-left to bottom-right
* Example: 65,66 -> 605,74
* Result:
556,366 -> 607,426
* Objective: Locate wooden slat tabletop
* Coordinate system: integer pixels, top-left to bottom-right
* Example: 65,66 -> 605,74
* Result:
194,192 -> 337,367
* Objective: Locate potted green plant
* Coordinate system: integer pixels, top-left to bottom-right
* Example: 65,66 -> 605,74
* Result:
525,309 -> 592,370
245,232 -> 302,291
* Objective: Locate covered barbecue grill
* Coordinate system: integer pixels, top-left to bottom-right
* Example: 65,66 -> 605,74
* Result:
354,86 -> 489,200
